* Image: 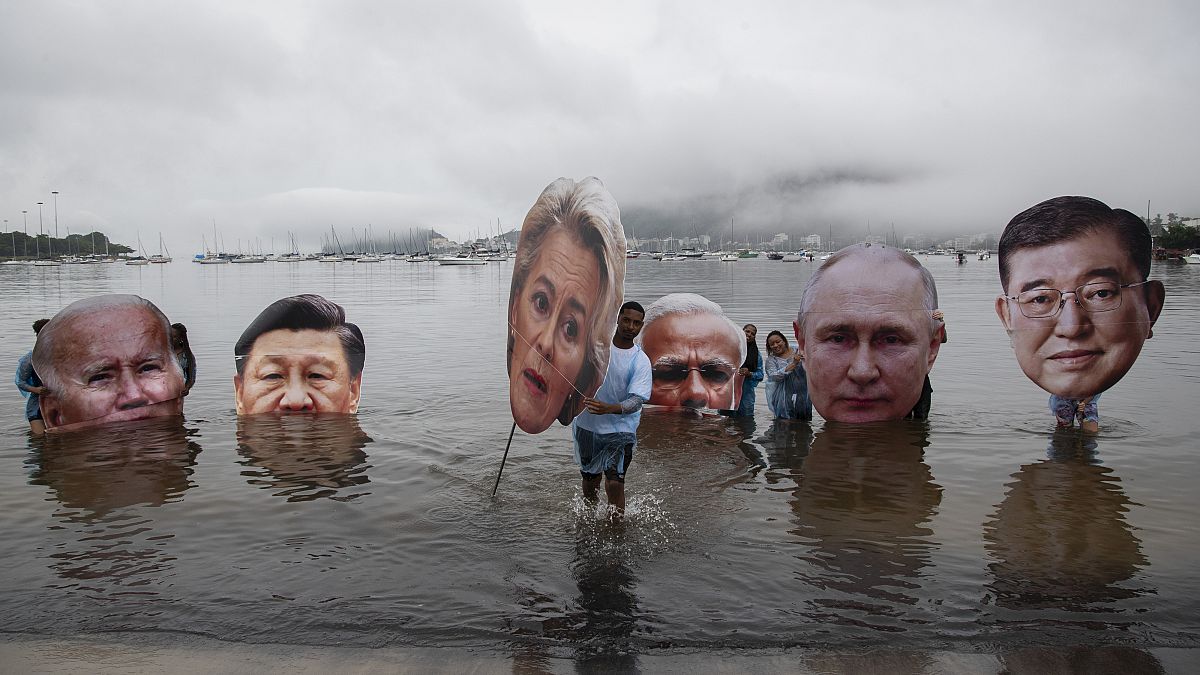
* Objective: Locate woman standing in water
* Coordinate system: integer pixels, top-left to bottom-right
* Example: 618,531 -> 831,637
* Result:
764,330 -> 810,420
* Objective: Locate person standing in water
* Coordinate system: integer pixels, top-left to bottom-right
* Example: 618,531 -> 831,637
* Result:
15,319 -> 50,434
573,301 -> 653,518
764,330 -> 811,420
730,323 -> 764,418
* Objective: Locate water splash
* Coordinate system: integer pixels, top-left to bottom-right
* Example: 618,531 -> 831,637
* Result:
567,490 -> 679,558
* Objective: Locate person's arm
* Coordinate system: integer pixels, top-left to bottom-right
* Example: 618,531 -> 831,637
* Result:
14,358 -> 41,395
749,353 -> 764,385
619,394 -> 646,414
766,356 -> 787,382
583,393 -> 646,415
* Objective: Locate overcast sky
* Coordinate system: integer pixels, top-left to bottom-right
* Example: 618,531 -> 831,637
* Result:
2,0 -> 1197,251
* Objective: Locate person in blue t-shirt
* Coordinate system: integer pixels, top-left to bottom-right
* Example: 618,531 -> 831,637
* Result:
573,301 -> 653,518
14,319 -> 50,434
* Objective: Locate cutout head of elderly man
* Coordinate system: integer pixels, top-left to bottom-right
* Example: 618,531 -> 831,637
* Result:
638,293 -> 746,409
793,244 -> 944,423
32,295 -> 187,431
235,294 -> 365,415
994,196 -> 1164,401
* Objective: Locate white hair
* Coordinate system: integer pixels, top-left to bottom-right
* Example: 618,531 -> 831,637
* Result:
638,292 -> 747,364
796,243 -> 940,335
32,294 -> 180,396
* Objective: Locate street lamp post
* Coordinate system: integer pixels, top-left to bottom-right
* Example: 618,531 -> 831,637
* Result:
37,202 -> 46,258
52,190 -> 59,241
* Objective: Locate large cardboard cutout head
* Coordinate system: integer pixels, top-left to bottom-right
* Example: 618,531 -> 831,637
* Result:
995,196 -> 1165,399
793,245 -> 943,423
639,293 -> 746,410
32,295 -> 188,431
507,177 -> 627,434
234,294 -> 365,414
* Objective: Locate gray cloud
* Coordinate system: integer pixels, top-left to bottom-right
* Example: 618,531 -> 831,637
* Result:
2,0 -> 1197,253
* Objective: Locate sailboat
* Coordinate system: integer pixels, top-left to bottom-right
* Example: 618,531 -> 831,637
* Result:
278,232 -> 304,262
149,233 -> 172,263
357,226 -> 382,262
57,228 -> 83,264
126,234 -> 150,265
197,223 -> 230,263
32,216 -> 61,266
319,227 -> 344,262
2,230 -> 21,264
230,236 -> 266,263
719,218 -> 739,262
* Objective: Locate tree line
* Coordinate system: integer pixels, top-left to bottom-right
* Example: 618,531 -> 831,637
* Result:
0,231 -> 133,258
1146,213 -> 1200,251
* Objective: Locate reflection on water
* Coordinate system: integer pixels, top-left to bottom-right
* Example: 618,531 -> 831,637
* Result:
236,414 -> 373,502
566,528 -> 643,671
29,417 -> 201,518
26,417 -> 200,595
636,407 -> 750,450
751,418 -> 814,474
785,423 -> 942,622
984,431 -> 1150,611
1,258 -> 1198,665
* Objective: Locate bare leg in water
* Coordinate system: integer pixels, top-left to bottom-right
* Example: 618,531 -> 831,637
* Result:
582,474 -> 625,520
1078,396 -> 1099,434
582,474 -> 602,502
605,479 -> 625,519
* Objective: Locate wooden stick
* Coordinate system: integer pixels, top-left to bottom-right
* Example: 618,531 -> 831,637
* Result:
492,422 -> 518,497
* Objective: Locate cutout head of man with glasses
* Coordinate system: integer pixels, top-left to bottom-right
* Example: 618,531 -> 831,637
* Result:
638,293 -> 745,410
996,196 -> 1165,401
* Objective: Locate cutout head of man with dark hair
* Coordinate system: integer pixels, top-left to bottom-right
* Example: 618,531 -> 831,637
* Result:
638,293 -> 746,410
995,196 -> 1165,400
234,294 -> 365,414
794,244 -> 944,423
32,295 -> 186,431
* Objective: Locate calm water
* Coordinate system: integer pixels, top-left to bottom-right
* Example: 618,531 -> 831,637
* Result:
1,256 -> 1198,671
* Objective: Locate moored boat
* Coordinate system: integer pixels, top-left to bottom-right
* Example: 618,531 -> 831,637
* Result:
438,251 -> 488,266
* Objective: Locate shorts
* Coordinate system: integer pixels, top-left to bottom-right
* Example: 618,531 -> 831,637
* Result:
1049,393 -> 1100,425
25,396 -> 42,422
574,426 -> 636,482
